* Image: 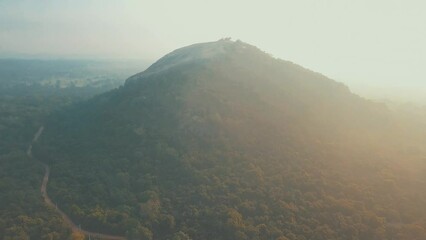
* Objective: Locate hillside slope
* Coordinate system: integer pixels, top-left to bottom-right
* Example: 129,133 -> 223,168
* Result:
36,40 -> 426,240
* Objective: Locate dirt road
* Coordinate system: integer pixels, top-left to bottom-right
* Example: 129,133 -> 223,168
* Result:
29,126 -> 126,240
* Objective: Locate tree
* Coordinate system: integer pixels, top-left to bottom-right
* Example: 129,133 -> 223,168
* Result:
173,231 -> 191,240
71,231 -> 85,240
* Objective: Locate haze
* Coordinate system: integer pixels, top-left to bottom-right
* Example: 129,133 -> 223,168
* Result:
1,0 -> 425,103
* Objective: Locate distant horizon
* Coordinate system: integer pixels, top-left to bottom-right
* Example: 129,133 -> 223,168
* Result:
2,0 -> 425,104
0,51 -> 152,61
1,50 -> 424,106
1,43 -> 425,105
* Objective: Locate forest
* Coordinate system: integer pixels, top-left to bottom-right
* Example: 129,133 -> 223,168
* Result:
34,41 -> 426,240
0,59 -> 142,239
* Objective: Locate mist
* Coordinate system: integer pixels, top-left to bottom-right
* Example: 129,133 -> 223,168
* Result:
1,0 -> 425,104
2,2 -> 426,239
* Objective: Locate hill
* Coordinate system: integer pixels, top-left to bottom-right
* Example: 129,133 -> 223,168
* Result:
36,40 -> 426,240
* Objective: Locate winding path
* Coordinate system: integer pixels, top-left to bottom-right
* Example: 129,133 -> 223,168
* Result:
28,126 -> 126,240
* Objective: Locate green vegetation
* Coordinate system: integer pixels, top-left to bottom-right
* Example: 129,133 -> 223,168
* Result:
36,40 -> 426,239
0,59 -> 139,239
0,151 -> 71,239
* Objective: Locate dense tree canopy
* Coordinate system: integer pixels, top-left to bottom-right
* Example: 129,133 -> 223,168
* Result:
36,40 -> 426,239
0,59 -> 134,239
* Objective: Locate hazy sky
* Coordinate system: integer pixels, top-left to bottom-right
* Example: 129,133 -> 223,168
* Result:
1,0 -> 425,103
